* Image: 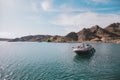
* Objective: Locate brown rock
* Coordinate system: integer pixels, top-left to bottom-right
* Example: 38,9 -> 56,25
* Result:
65,32 -> 78,41
105,23 -> 120,36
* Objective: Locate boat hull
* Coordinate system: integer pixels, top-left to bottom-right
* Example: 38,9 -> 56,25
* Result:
74,48 -> 95,56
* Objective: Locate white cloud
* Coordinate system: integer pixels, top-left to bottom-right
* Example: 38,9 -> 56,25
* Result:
39,1 -> 89,12
37,0 -> 111,12
39,0 -> 87,12
32,0 -> 112,12
51,12 -> 120,32
59,4 -> 90,13
31,2 -> 38,12
26,15 -> 45,24
0,0 -> 16,9
40,0 -> 53,11
0,32 -> 14,38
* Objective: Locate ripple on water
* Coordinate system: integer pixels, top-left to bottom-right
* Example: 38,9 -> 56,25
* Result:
0,42 -> 120,80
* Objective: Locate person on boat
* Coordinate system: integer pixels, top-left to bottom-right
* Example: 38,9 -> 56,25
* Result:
82,43 -> 85,48
78,46 -> 81,48
86,44 -> 92,48
86,44 -> 89,46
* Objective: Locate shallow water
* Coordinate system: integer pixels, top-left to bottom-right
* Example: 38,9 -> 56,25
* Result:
0,42 -> 120,80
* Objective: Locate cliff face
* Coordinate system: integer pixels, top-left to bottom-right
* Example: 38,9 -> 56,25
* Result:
64,32 -> 78,41
90,25 -> 109,37
77,26 -> 102,42
105,23 -> 120,36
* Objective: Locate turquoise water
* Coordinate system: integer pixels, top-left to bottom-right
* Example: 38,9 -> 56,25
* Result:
0,42 -> 120,80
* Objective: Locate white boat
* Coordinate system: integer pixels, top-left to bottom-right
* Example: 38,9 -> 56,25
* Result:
73,43 -> 95,55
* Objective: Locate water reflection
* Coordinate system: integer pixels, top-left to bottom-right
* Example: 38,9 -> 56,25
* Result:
73,52 -> 95,63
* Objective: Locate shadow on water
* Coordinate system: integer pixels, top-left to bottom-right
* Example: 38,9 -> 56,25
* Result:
73,52 -> 95,63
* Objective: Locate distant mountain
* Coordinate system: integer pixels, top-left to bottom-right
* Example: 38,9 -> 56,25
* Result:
0,38 -> 11,41
9,35 -> 52,42
8,23 -> 120,43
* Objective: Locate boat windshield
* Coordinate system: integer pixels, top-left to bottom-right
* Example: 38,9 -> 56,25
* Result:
76,43 -> 92,49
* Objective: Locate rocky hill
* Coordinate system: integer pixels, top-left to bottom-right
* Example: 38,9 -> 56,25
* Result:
64,23 -> 120,43
105,23 -> 120,35
9,35 -> 52,42
8,23 -> 120,43
64,32 -> 78,41
0,38 -> 11,41
77,25 -> 119,42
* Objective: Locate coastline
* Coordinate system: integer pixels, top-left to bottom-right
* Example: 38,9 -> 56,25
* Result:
1,40 -> 120,44
1,23 -> 120,44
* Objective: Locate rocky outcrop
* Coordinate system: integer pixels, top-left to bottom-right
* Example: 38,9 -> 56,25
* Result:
47,35 -> 66,42
64,32 -> 78,41
77,28 -> 94,41
105,23 -> 120,36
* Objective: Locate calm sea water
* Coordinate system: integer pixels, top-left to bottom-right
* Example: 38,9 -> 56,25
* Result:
0,42 -> 120,80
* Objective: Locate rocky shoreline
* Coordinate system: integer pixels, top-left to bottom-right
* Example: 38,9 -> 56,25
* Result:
1,23 -> 120,44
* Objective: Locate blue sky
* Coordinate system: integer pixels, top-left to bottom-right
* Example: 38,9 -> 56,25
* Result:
0,0 -> 120,38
